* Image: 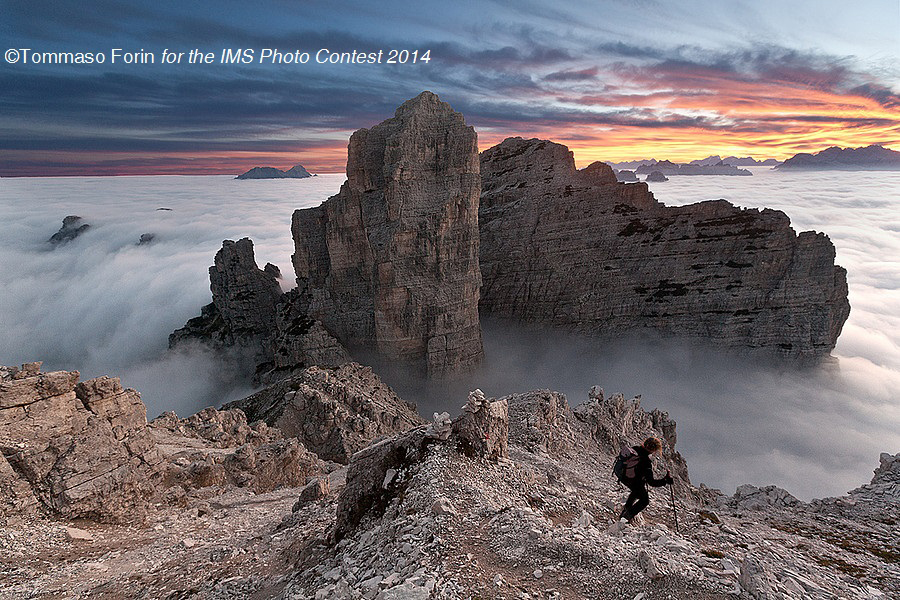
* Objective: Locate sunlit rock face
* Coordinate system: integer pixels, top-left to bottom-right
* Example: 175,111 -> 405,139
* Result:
292,92 -> 484,377
479,137 -> 850,358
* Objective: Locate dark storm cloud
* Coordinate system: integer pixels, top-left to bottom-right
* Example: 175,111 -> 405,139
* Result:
594,41 -> 671,60
850,83 -> 900,109
543,67 -> 599,82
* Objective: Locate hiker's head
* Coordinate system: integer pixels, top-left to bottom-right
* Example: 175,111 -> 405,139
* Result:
642,437 -> 661,454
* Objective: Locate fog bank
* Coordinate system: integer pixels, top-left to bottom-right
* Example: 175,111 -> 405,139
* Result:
1,169 -> 897,499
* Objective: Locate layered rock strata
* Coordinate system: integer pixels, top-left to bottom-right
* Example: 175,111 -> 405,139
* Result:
0,363 -> 163,522
291,91 -> 484,377
479,137 -> 850,357
0,361 -> 329,522
224,362 -> 425,463
170,238 -> 349,378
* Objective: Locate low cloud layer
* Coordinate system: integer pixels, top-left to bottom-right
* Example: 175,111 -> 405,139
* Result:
0,168 -> 897,500
0,174 -> 344,417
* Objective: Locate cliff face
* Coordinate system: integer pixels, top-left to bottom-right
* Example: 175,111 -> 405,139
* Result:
291,91 -> 484,377
479,137 -> 850,357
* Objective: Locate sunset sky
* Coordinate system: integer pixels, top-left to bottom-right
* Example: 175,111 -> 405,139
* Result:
1,0 -> 898,176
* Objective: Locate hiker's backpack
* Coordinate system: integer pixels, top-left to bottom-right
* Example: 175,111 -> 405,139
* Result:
613,445 -> 641,484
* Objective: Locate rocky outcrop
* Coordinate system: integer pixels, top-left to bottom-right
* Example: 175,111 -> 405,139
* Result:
170,238 -> 282,363
777,144 -> 900,170
334,388 -> 513,540
235,164 -> 312,179
479,137 -> 850,358
224,362 -> 424,463
0,360 -> 331,523
506,389 -> 576,456
333,425 -> 431,540
0,363 -> 163,522
646,170 -> 668,182
691,155 -> 780,167
291,91 -> 484,377
170,238 -> 349,378
451,389 -> 509,461
614,169 -> 639,182
48,215 -> 90,245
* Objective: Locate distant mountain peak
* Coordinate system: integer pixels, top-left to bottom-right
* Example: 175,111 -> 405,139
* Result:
777,144 -> 900,170
235,164 -> 313,179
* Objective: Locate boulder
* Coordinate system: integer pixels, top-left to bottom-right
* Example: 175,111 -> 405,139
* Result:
333,426 -> 431,540
451,389 -> 509,461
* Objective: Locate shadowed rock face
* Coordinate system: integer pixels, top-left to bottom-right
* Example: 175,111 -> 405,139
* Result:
169,238 -> 282,366
291,91 -> 484,377
170,238 -> 349,378
479,137 -> 850,358
48,215 -> 90,245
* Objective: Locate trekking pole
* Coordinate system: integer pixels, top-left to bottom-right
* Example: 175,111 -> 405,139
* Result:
669,480 -> 679,533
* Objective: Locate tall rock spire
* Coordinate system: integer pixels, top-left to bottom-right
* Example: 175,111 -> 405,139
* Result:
292,92 -> 484,376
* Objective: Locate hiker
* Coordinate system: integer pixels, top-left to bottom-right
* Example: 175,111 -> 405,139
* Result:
617,436 -> 673,523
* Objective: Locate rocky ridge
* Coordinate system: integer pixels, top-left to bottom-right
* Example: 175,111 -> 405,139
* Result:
635,160 -> 752,176
776,144 -> 900,170
279,387 -> 895,600
1,362 -> 896,599
479,137 -> 850,358
291,91 -> 484,378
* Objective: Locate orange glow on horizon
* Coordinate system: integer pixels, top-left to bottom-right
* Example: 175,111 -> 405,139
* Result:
3,75 -> 897,176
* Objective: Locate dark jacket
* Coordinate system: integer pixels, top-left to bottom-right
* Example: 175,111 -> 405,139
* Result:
632,446 -> 669,487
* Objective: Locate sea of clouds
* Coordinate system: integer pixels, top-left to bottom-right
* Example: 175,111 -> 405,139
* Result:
1,168 -> 897,499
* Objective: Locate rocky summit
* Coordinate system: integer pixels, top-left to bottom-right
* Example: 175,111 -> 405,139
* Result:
3,361 -> 895,599
171,237 -> 350,380
479,137 -> 850,358
291,91 -> 484,378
